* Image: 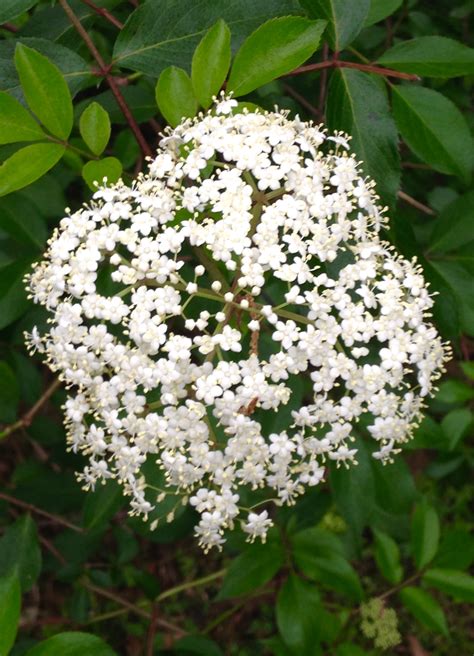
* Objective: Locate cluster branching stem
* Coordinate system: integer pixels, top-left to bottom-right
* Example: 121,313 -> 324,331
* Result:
58,0 -> 152,158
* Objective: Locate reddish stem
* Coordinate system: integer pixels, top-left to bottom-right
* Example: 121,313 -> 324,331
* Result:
58,0 -> 152,158
145,604 -> 160,656
338,60 -> 420,80
0,491 -> 83,533
318,42 -> 329,116
1,22 -> 18,32
0,378 -> 62,440
397,190 -> 435,216
281,83 -> 321,120
286,58 -> 420,81
80,0 -> 124,29
285,60 -> 333,77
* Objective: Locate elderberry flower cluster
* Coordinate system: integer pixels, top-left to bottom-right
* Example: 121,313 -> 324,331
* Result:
26,97 -> 449,551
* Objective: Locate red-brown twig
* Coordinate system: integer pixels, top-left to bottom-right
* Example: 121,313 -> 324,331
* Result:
281,82 -> 322,120
318,43 -> 329,115
408,635 -> 430,656
397,190 -> 436,216
401,161 -> 431,170
0,378 -> 62,440
82,579 -> 151,620
1,22 -> 18,33
145,604 -> 160,656
286,58 -> 420,81
0,491 -> 83,533
80,0 -> 124,29
58,0 -> 152,158
286,60 -> 333,77
38,534 -> 67,564
83,579 -> 186,636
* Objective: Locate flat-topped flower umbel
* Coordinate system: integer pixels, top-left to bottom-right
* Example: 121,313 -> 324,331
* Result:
26,97 -> 449,551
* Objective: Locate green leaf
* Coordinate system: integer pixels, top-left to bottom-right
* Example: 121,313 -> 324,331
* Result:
75,86 -> 157,127
329,437 -> 375,538
0,0 -> 38,23
0,515 -> 42,592
113,0 -> 301,76
24,632 -> 117,656
461,362 -> 474,380
300,552 -> 363,601
378,36 -> 474,77
440,408 -> 472,450
276,575 -> 323,651
191,20 -> 231,109
290,527 -> 345,559
421,258 -> 460,340
372,455 -> 417,517
15,44 -> 73,139
408,415 -> 446,451
429,191 -> 474,253
0,143 -> 65,197
82,157 -> 123,191
411,501 -> 440,570
336,645 -> 368,656
172,636 -> 223,656
291,529 -> 363,601
0,195 -> 47,250
79,102 -> 111,157
155,66 -> 198,127
399,586 -> 449,636
373,529 -> 403,584
227,17 -> 326,97
83,480 -> 124,530
423,568 -> 474,603
0,573 -> 21,656
0,257 -> 35,329
0,361 -> 20,424
435,379 -> 474,405
217,540 -> 285,599
429,261 -> 474,337
326,69 -> 400,207
0,92 -> 45,145
364,0 -> 403,26
19,0 -> 114,41
300,0 -> 370,51
0,38 -> 91,99
434,528 -> 474,570
392,85 -> 473,182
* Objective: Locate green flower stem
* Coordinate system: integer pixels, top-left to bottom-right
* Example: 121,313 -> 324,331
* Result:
85,568 -> 227,626
191,246 -> 229,289
202,599 -> 248,635
155,568 -> 227,603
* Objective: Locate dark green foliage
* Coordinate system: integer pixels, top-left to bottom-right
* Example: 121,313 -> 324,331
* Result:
0,1 -> 472,654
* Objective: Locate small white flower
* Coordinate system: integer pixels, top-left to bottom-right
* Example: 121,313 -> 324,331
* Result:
25,96 -> 449,551
243,510 -> 273,543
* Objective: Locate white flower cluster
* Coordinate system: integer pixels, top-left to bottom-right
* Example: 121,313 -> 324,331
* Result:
26,97 -> 449,551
